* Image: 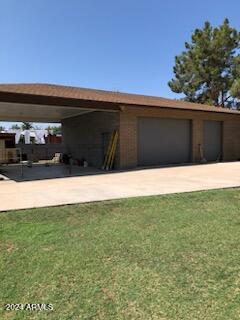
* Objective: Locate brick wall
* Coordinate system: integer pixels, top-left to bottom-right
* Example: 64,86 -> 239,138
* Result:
62,111 -> 119,168
119,106 -> 240,168
61,106 -> 240,170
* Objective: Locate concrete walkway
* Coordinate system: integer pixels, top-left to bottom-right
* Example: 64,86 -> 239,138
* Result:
0,162 -> 240,212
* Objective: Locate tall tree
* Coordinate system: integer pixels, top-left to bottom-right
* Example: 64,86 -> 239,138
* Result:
168,19 -> 240,108
11,124 -> 21,130
231,79 -> 240,98
231,56 -> 240,99
21,122 -> 33,130
46,125 -> 61,135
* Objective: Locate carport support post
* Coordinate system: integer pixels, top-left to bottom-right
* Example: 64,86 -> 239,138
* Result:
69,157 -> 73,175
19,148 -> 23,178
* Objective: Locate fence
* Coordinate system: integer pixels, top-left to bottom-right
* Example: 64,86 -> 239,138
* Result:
0,148 -> 20,164
16,144 -> 66,162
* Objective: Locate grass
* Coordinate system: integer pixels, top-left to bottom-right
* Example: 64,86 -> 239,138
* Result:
0,189 -> 240,319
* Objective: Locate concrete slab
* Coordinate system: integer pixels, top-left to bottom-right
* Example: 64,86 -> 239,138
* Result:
0,162 -> 240,212
0,163 -> 104,181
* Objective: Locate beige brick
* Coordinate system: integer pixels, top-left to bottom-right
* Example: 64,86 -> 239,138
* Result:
119,106 -> 240,168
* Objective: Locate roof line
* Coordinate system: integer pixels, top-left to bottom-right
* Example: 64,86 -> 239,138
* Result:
0,83 -> 239,115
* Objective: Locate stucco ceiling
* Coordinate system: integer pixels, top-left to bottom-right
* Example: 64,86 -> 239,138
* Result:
0,102 -> 96,122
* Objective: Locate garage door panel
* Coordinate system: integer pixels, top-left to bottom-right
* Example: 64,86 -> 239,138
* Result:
138,118 -> 191,166
203,121 -> 222,162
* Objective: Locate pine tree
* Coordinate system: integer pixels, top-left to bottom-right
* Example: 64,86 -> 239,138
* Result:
21,122 -> 33,130
168,19 -> 240,108
11,124 -> 21,130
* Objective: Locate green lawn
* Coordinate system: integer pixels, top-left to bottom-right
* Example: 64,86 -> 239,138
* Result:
1,189 -> 240,320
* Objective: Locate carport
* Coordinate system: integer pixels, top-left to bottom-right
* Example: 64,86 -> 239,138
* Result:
0,84 -> 121,181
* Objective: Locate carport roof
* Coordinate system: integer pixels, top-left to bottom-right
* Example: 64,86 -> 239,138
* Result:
0,83 -> 240,115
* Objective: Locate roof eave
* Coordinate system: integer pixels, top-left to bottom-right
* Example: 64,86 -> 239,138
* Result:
0,91 -> 121,112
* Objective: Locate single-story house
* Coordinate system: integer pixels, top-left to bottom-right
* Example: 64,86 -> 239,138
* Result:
0,83 -> 239,169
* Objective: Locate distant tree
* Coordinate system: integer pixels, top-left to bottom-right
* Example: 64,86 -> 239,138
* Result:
168,19 -> 240,108
21,122 -> 33,130
46,125 -> 61,135
11,124 -> 21,130
0,125 -> 5,132
33,125 -> 43,130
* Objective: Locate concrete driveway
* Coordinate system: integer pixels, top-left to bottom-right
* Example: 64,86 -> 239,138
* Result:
0,162 -> 240,212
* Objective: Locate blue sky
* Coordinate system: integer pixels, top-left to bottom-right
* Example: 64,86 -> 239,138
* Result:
1,0 -> 240,128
